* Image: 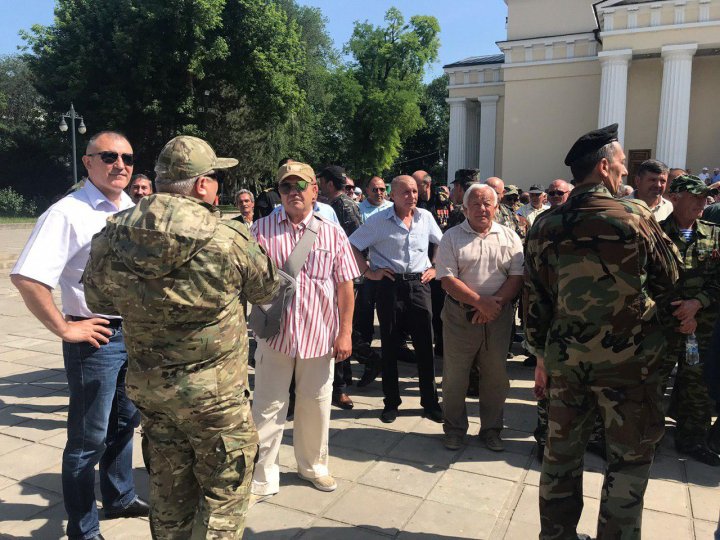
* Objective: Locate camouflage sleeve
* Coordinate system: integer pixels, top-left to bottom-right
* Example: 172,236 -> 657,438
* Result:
642,216 -> 680,324
82,232 -> 120,316
230,231 -> 279,306
523,226 -> 553,358
693,227 -> 720,309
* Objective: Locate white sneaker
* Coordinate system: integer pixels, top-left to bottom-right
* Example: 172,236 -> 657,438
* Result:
298,473 -> 337,492
248,493 -> 274,509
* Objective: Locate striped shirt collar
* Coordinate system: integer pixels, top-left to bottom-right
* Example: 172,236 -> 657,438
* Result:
275,206 -> 314,229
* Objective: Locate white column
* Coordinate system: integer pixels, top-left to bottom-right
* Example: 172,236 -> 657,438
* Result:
597,49 -> 632,146
446,97 -> 468,184
465,102 -> 480,170
477,95 -> 499,180
656,43 -> 697,168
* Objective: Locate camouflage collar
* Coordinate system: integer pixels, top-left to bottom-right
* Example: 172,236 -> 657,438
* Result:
568,182 -> 612,199
663,214 -> 712,239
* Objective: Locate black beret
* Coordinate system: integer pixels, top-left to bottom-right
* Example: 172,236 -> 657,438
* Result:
564,124 -> 619,166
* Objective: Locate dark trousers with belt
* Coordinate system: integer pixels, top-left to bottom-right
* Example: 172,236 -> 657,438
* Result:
375,276 -> 438,410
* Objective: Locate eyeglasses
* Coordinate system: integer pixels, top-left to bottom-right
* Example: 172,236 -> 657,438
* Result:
371,187 -> 386,193
546,190 -> 567,197
278,180 -> 312,195
344,185 -> 355,192
86,151 -> 134,166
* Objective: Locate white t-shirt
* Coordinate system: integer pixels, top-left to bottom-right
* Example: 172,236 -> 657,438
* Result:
12,180 -> 134,318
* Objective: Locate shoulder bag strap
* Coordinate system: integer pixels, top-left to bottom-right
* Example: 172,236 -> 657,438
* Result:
283,214 -> 322,278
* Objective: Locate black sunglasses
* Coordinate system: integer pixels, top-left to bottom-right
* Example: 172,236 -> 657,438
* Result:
344,185 -> 355,191
546,190 -> 567,197
371,187 -> 386,193
86,151 -> 135,166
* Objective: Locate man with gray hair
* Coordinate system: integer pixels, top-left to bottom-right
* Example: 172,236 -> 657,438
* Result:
435,184 -> 524,451
234,188 -> 255,225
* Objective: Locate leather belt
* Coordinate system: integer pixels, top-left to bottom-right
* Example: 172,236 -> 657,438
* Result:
67,315 -> 122,328
446,295 -> 475,310
395,272 -> 422,281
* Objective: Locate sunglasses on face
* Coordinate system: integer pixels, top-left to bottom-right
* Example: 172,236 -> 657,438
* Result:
546,190 -> 567,197
371,187 -> 386,193
278,180 -> 312,195
86,151 -> 135,166
344,185 -> 355,191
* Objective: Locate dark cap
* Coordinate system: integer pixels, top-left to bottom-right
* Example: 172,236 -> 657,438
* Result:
528,184 -> 544,194
317,165 -> 347,184
669,175 -> 719,196
452,169 -> 479,188
564,123 -> 619,166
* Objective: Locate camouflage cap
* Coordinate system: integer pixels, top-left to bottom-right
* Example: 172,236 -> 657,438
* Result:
155,136 -> 238,182
277,162 -> 315,184
453,168 -> 479,185
504,185 -> 520,197
669,174 -> 719,196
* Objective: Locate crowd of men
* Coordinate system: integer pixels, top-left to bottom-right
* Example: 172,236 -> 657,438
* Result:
9,124 -> 720,540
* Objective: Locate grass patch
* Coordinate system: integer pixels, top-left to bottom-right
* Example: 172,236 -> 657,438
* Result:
0,216 -> 37,224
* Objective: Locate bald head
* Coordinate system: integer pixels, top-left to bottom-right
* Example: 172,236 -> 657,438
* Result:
547,179 -> 572,207
484,177 -> 505,199
391,175 -> 419,213
412,170 -> 432,201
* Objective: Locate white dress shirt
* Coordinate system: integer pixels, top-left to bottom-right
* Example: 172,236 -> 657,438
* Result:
12,180 -> 134,318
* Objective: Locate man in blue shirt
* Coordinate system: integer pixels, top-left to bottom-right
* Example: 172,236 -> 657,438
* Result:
350,175 -> 443,423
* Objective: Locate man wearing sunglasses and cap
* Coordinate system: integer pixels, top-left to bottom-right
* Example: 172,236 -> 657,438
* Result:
659,175 -> 720,466
82,135 -> 279,538
11,131 -> 148,540
250,161 -> 360,502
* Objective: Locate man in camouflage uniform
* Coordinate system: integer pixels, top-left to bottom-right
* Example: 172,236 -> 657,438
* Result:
525,124 -> 679,540
447,169 -> 479,230
485,177 -> 525,238
659,175 -> 720,466
83,136 -> 279,539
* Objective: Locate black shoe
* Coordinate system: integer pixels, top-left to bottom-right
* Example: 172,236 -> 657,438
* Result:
332,392 -> 354,410
677,443 -> 720,467
523,355 -> 537,367
358,364 -> 381,388
380,407 -> 398,423
105,497 -> 150,519
85,535 -> 105,540
422,406 -> 443,423
708,419 -> 720,454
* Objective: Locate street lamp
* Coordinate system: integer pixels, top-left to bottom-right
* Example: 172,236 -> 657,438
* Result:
59,103 -> 87,185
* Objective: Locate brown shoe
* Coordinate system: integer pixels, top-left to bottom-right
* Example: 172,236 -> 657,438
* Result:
332,393 -> 354,410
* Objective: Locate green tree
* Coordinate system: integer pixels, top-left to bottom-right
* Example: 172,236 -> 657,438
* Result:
338,8 -> 440,177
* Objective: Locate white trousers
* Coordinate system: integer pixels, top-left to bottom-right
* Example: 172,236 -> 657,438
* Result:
251,339 -> 334,495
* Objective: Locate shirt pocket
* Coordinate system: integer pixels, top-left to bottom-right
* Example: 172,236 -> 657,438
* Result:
305,248 -> 333,280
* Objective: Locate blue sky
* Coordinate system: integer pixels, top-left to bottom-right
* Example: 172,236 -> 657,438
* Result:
1,0 -> 508,80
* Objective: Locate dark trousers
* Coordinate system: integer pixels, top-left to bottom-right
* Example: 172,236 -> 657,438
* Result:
429,279 -> 445,351
62,328 -> 141,539
375,277 -> 438,410
354,279 -> 377,345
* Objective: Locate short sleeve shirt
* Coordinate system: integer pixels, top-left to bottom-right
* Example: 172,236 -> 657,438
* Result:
436,220 -> 524,296
11,180 -> 134,318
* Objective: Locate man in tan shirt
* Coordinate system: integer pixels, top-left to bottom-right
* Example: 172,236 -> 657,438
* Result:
435,184 -> 524,452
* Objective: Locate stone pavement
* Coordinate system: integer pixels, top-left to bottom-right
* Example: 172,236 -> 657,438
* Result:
0,225 -> 718,539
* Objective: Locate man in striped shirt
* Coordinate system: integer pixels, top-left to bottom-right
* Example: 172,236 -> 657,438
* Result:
249,161 -> 360,504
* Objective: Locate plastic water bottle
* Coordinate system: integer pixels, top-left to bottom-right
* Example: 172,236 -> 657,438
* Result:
686,333 -> 700,366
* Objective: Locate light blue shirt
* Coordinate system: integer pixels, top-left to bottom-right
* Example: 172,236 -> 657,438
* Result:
358,198 -> 393,223
271,200 -> 339,224
349,206 -> 443,273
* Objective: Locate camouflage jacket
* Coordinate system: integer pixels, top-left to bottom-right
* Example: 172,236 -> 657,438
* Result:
329,193 -> 361,238
83,194 -> 279,405
660,216 -> 720,340
495,203 -> 525,239
524,182 -> 679,385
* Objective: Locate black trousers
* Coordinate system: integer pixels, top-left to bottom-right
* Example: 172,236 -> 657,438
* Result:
375,277 -> 438,410
429,279 -> 445,351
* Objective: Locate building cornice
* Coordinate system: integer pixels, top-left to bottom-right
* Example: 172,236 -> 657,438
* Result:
599,19 -> 720,37
496,32 -> 597,49
501,56 -> 599,69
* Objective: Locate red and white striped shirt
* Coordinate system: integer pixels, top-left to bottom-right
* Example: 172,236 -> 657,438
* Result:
251,208 -> 360,358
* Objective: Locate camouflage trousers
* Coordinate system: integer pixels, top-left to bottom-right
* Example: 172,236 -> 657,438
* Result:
661,342 -> 716,448
539,375 -> 664,540
133,395 -> 257,539
534,395 -> 605,448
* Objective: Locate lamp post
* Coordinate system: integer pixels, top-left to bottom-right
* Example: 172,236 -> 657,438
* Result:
59,103 -> 87,185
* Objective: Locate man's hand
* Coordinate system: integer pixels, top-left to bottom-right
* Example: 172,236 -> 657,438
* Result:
421,266 -> 436,284
365,268 -> 395,281
473,296 -> 502,321
677,317 -> 697,335
61,318 -> 112,348
672,299 -> 702,323
333,331 -> 352,363
470,310 -> 488,325
533,357 -> 547,400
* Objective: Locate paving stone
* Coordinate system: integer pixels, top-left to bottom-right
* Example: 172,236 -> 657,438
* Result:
300,518 -> 390,539
693,519 -> 718,539
323,485 -> 422,536
0,439 -> 62,480
0,432 -> 31,455
427,468 -> 514,516
328,445 -> 378,481
452,444 -> 531,482
0,360 -> 36,378
511,484 -> 598,537
642,508 -> 694,539
359,457 -> 445,498
644,478 -> 689,516
400,499 -> 497,539
354,407 -> 422,433
0,481 -> 62,522
246,504 -> 315,539
331,421 -> 405,456
102,516 -> 152,538
688,485 -> 720,522
0,473 -> 18,490
685,458 -> 720,488
270,476 -> 351,515
650,453 -> 686,483
387,433 -> 459,468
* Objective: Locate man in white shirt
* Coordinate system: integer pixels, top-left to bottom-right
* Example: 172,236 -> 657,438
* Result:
11,131 -> 148,540
435,184 -> 524,452
699,167 -> 710,183
623,159 -> 674,222
517,184 -> 550,228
